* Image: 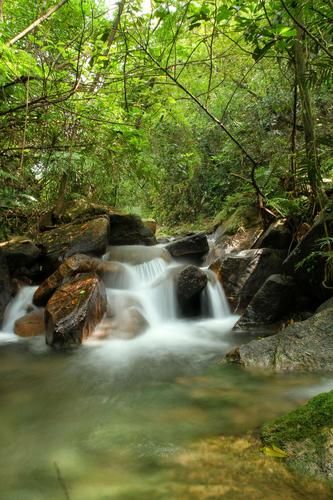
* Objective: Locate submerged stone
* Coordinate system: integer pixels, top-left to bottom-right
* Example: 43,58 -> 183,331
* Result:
14,310 -> 45,337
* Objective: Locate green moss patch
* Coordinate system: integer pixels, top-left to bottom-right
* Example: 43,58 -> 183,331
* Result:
262,390 -> 333,448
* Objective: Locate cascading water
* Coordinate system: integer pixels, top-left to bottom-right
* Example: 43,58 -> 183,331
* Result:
0,245 -> 239,357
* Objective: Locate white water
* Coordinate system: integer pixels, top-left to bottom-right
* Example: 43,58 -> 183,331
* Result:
0,245 -> 239,356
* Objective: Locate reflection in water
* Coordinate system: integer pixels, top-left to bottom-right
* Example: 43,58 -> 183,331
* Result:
0,343 -> 332,499
0,245 -> 332,498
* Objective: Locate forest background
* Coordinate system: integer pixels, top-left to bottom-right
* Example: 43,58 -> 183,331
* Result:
0,0 -> 332,237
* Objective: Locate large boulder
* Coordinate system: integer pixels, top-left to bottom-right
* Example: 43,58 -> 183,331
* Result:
206,224 -> 261,265
45,273 -> 107,347
0,238 -> 41,272
262,391 -> 333,479
109,214 -> 156,246
176,265 -> 208,317
215,248 -> 284,311
33,254 -> 117,307
14,310 -> 45,337
253,219 -> 292,251
282,209 -> 333,303
0,250 -> 12,327
166,233 -> 209,261
37,216 -> 110,271
227,306 -> 333,372
236,274 -> 296,328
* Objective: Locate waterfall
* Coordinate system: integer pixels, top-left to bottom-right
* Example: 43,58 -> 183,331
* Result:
1,245 -> 239,351
2,286 -> 37,335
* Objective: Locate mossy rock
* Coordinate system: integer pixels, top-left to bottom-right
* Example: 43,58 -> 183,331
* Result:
262,391 -> 333,479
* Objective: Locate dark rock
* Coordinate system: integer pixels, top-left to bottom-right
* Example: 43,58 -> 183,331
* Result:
1,238 -> 41,273
283,209 -> 333,303
45,273 -> 107,347
0,250 -> 12,327
227,306 -> 333,372
316,297 -> 333,314
36,216 -> 110,270
176,265 -> 208,317
253,219 -> 292,250
143,218 -> 157,235
14,310 -> 45,337
166,233 -> 209,260
217,248 -> 284,311
206,224 -> 261,265
33,254 -> 117,307
236,274 -> 296,327
109,214 -> 156,246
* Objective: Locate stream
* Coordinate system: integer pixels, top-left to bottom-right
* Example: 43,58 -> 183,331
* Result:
1,245 -> 333,499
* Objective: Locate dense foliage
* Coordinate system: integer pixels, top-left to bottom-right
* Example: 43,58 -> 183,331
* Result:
0,0 -> 332,232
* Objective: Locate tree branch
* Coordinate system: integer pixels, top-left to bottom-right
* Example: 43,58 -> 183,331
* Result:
7,0 -> 69,47
280,0 -> 333,60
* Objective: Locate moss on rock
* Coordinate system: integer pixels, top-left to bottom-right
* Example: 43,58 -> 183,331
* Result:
262,391 -> 333,479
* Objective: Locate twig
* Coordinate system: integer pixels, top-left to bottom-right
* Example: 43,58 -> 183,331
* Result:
54,462 -> 71,500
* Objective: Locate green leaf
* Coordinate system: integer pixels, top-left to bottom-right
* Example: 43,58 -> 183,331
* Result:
261,445 -> 288,458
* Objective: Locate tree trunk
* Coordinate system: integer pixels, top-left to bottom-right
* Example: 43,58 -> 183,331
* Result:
53,171 -> 68,220
294,7 -> 327,207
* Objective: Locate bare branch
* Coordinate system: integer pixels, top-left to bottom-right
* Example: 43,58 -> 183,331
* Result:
7,0 -> 69,47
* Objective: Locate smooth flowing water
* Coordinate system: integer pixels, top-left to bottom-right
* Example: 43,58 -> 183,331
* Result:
1,245 -> 333,499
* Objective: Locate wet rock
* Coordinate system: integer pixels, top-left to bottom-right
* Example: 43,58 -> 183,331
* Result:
45,273 -> 107,347
166,233 -> 209,261
104,245 -> 170,265
36,216 -> 110,270
236,274 -> 296,328
262,391 -> 333,480
0,251 -> 12,327
218,248 -> 284,311
0,238 -> 41,272
143,218 -> 157,235
109,214 -> 156,246
92,307 -> 148,340
206,224 -> 261,265
227,306 -> 333,372
176,265 -> 207,317
253,219 -> 292,251
33,254 -> 118,307
14,310 -> 45,337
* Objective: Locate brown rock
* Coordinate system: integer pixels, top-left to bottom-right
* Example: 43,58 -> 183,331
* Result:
33,254 -> 118,307
45,273 -> 107,347
109,214 -> 156,246
14,310 -> 45,337
92,307 -> 148,340
36,216 -> 110,266
143,218 -> 157,235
